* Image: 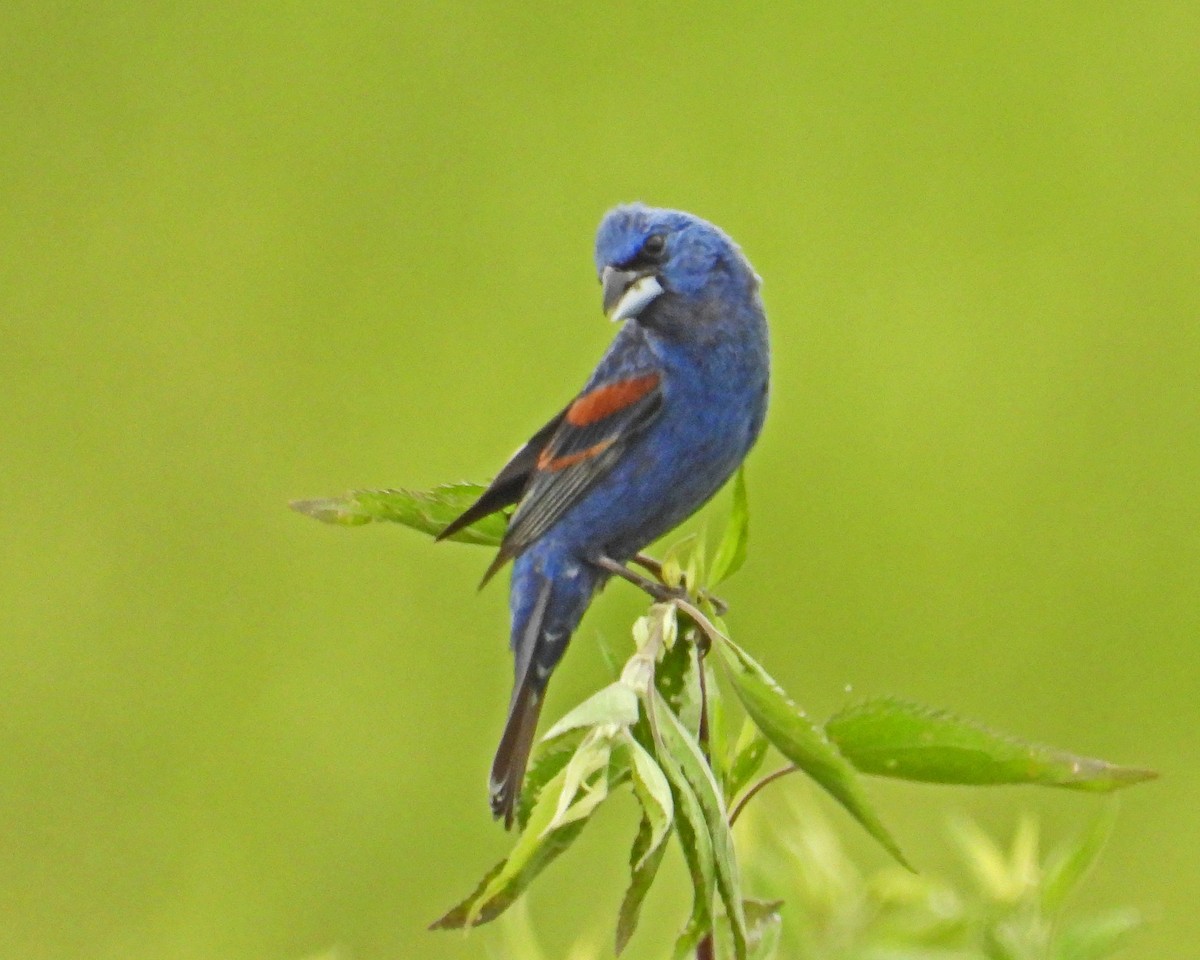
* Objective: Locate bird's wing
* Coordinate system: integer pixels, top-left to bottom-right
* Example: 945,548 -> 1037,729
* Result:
436,406 -> 569,542
476,371 -> 664,584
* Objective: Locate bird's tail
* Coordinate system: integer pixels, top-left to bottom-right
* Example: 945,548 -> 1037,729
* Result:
489,669 -> 545,828
490,562 -> 596,829
490,571 -> 554,829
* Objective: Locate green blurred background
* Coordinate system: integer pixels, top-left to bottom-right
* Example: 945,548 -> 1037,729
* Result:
2,3 -> 1196,958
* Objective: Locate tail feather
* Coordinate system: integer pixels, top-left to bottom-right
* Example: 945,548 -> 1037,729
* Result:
489,676 -> 545,828
489,573 -> 553,828
489,560 -> 594,828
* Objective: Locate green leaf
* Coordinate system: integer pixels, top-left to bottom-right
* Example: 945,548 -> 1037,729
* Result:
430,766 -> 587,929
1054,907 -> 1143,960
949,815 -> 1028,902
646,690 -> 716,960
290,483 -> 506,545
744,899 -> 784,960
666,769 -> 714,960
671,914 -> 710,960
725,717 -> 771,803
686,529 -> 706,596
612,734 -> 672,951
825,697 -> 1158,792
594,630 -> 624,680
515,729 -> 581,831
624,604 -> 679,700
624,731 -> 675,864
615,815 -> 670,955
654,621 -> 700,725
541,682 -> 639,742
660,534 -> 697,589
715,635 -> 909,869
545,730 -> 613,832
714,899 -> 783,960
709,467 -> 749,586
653,689 -> 748,959
704,663 -> 729,793
1041,804 -> 1117,914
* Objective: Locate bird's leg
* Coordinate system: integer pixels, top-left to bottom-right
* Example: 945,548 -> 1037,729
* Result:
594,554 -> 686,604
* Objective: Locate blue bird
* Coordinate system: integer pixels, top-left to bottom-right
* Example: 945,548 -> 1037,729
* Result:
439,204 -> 770,826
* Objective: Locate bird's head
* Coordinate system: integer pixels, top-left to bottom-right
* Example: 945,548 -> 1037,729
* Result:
594,203 -> 760,324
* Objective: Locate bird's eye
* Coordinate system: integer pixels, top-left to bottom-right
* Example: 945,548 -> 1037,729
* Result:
642,234 -> 667,258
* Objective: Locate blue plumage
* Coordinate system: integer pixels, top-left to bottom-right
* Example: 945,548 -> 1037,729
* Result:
440,203 -> 770,824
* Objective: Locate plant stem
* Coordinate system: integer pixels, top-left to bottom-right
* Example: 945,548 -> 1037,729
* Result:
729,765 -> 800,826
694,627 -> 715,960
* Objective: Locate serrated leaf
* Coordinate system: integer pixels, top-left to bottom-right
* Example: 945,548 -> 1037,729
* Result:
290,483 -> 507,545
430,766 -> 587,929
1041,804 -> 1117,914
615,815 -> 671,955
825,697 -> 1158,792
709,467 -> 749,586
653,689 -> 748,959
715,635 -> 909,869
725,717 -> 771,803
541,683 -> 639,742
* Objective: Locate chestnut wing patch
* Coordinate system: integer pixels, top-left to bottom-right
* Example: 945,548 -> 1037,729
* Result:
479,371 -> 664,582
565,373 -> 661,427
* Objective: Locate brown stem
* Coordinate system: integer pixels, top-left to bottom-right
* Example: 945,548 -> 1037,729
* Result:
695,633 -> 714,960
728,765 -> 800,827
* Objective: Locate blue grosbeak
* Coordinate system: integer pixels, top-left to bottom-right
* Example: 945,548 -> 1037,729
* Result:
440,204 -> 770,826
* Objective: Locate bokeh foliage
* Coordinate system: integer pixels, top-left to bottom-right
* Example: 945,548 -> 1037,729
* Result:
1,3 -> 1196,959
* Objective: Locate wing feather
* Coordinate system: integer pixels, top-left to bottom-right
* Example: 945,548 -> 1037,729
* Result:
494,373 -> 662,568
443,371 -> 664,586
436,406 -> 568,542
